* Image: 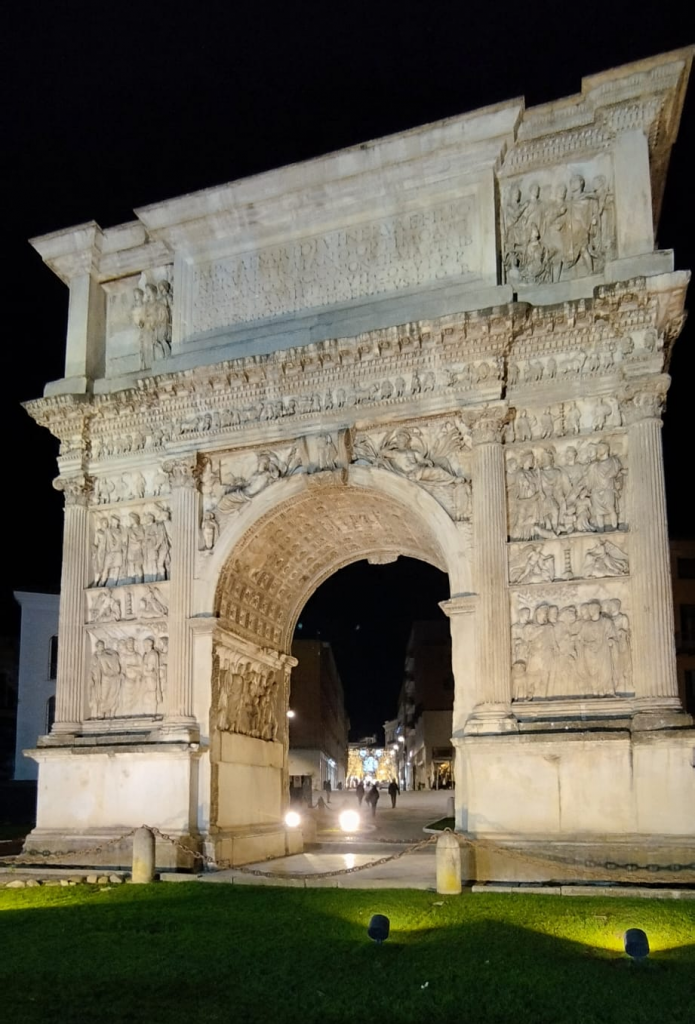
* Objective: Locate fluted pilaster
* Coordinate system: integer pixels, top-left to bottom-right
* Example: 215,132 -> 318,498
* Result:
622,379 -> 681,717
162,458 -> 199,730
463,407 -> 517,733
52,475 -> 92,733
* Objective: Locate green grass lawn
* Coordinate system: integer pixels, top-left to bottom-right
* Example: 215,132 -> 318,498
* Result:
1,884 -> 694,1024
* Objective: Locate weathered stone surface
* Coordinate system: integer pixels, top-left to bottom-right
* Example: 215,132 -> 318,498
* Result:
20,48 -> 695,877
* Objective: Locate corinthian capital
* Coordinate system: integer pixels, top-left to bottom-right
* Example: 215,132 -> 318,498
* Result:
461,404 -> 509,446
163,457 -> 199,490
620,376 -> 670,425
53,474 -> 93,506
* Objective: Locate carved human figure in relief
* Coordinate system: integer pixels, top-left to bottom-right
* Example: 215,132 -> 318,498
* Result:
141,637 -> 163,716
93,518 -> 109,586
564,403 -> 581,435
217,451 -> 291,513
125,513 -> 145,583
90,640 -> 122,719
119,637 -> 144,714
524,604 -> 559,699
201,511 -> 219,550
577,600 -> 616,696
315,434 -> 339,472
509,545 -> 555,585
584,442 -> 622,532
93,590 -> 122,623
583,539 -> 629,578
604,598 -> 631,691
132,280 -> 172,366
103,515 -> 124,586
138,586 -> 168,618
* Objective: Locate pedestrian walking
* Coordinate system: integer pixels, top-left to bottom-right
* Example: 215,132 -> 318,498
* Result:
355,780 -> 365,806
323,779 -> 331,804
365,783 -> 380,818
388,778 -> 400,808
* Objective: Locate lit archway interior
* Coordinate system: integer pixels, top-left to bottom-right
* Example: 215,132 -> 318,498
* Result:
215,482 -> 449,654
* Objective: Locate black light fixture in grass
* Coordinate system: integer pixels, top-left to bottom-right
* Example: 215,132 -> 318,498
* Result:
624,928 -> 650,962
368,914 -> 390,944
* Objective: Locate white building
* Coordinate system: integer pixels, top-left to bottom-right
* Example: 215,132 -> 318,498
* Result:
13,592 -> 60,781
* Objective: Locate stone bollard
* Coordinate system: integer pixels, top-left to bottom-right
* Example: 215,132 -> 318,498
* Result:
131,826 -> 156,884
446,795 -> 455,820
436,830 -> 462,895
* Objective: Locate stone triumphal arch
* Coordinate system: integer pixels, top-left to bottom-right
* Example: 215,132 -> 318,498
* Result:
24,49 -> 695,872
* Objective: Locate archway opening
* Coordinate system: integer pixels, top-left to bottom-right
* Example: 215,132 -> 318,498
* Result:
209,473 -> 466,856
287,557 -> 450,803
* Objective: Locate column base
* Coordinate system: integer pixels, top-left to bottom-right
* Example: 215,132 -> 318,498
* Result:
465,703 -> 518,735
49,721 -> 82,737
160,717 -> 200,742
631,696 -> 691,731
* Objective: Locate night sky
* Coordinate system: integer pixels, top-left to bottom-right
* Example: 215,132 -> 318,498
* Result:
2,3 -> 692,736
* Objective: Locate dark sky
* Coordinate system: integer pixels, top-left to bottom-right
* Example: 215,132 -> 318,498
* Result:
1,3 -> 693,731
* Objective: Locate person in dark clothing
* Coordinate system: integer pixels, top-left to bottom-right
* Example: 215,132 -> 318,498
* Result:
365,783 -> 380,818
323,779 -> 331,803
355,780 -> 365,806
388,779 -> 400,808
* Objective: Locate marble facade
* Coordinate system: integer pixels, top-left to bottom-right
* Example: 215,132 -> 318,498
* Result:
23,49 -> 695,872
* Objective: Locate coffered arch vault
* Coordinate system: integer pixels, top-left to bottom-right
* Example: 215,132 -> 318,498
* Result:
210,466 -> 471,654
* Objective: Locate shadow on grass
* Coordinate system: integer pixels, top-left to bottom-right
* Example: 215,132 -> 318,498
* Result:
0,885 -> 693,1024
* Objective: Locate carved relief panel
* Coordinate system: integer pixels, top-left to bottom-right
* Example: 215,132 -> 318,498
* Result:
505,434 -> 627,542
353,418 -> 472,521
86,625 -> 168,720
91,503 -> 171,587
509,581 -> 632,702
212,645 -> 283,744
501,158 -> 616,286
104,265 -> 173,377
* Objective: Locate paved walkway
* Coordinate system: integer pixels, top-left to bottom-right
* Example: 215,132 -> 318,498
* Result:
191,789 -> 452,889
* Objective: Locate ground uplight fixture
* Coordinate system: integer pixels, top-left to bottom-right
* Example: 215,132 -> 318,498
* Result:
285,811 -> 301,828
624,928 -> 650,962
286,709 -> 295,718
339,809 -> 360,833
368,914 -> 390,944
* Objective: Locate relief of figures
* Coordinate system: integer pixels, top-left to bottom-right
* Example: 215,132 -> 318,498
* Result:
89,634 -> 167,718
94,469 -> 170,504
503,172 -> 616,285
216,448 -> 302,514
214,659 -> 280,742
511,597 -> 631,700
92,507 -> 171,587
132,279 -> 172,365
507,442 -> 624,541
88,584 -> 169,623
353,422 -> 472,521
508,399 -> 621,442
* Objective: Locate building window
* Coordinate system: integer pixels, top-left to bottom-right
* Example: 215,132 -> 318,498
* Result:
48,636 -> 58,680
46,696 -> 56,733
678,558 -> 695,580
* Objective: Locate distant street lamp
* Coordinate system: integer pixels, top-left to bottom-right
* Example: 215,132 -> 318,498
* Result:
286,709 -> 296,718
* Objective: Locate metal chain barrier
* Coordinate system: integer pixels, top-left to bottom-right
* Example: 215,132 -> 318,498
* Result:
3,824 -> 695,885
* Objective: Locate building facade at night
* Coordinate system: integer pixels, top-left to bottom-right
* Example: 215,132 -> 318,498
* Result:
22,50 -> 695,873
287,638 -> 348,792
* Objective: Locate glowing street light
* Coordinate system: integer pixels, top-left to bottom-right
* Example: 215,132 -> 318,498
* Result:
339,809 -> 360,833
285,811 -> 301,828
286,709 -> 296,719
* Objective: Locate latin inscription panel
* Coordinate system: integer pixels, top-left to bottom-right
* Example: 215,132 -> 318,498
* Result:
189,196 -> 478,335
